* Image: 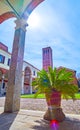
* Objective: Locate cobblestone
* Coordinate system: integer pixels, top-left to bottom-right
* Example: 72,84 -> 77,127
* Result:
0,97 -> 80,114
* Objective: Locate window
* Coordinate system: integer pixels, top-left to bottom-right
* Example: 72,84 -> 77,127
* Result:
0,54 -> 5,63
43,50 -> 45,54
7,58 -> 11,66
2,82 -> 5,89
33,71 -> 35,76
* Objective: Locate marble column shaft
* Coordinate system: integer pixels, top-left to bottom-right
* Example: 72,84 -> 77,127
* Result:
4,18 -> 27,112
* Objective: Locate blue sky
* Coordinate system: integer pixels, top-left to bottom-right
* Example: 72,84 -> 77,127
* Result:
0,0 -> 80,74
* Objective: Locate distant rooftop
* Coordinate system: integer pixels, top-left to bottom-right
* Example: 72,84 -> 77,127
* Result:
0,42 -> 8,52
42,46 -> 52,50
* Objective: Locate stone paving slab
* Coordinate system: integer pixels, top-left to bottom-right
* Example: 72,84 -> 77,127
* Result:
0,107 -> 80,130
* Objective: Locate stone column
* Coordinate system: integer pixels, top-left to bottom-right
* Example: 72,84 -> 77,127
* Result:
4,18 -> 28,112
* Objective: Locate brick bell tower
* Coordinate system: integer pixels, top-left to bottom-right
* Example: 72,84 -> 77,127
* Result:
42,47 -> 53,71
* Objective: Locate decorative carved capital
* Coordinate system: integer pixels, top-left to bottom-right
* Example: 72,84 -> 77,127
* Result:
15,18 -> 28,31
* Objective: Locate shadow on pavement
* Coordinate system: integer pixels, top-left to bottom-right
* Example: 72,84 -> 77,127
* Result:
31,119 -> 50,130
0,112 -> 18,130
31,116 -> 80,130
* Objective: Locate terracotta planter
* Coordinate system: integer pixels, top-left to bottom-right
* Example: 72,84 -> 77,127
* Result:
45,91 -> 61,107
44,91 -> 65,122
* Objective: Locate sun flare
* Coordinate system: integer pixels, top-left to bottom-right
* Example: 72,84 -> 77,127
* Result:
27,12 -> 40,28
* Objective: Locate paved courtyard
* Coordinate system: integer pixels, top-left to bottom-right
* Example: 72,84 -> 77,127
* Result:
0,97 -> 80,114
0,97 -> 80,130
0,107 -> 80,130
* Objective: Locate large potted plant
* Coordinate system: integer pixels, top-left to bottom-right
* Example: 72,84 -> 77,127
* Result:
32,67 -> 78,122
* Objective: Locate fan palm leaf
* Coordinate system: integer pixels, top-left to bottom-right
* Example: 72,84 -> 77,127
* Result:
32,67 -> 78,99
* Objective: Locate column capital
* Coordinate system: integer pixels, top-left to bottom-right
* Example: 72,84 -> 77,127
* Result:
15,18 -> 28,31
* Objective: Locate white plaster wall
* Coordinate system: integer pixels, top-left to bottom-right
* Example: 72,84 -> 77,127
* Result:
0,49 -> 39,94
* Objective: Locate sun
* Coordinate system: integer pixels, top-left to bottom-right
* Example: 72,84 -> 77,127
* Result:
27,12 -> 40,28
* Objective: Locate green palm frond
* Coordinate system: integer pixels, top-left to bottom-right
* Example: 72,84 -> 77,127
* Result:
48,67 -> 57,87
32,67 -> 78,99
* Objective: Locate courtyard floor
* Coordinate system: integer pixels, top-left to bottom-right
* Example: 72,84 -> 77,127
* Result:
0,97 -> 80,114
0,97 -> 80,130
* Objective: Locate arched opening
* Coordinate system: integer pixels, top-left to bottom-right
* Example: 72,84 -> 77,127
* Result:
0,0 -> 44,112
0,69 -> 8,96
0,70 -> 3,95
0,12 -> 16,24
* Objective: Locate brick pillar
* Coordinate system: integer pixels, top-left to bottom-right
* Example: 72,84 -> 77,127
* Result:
4,18 -> 28,112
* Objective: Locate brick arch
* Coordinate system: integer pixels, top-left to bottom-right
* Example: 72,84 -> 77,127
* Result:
1,68 -> 7,75
22,0 -> 44,19
0,0 -> 44,23
0,12 -> 16,24
0,69 -> 8,82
